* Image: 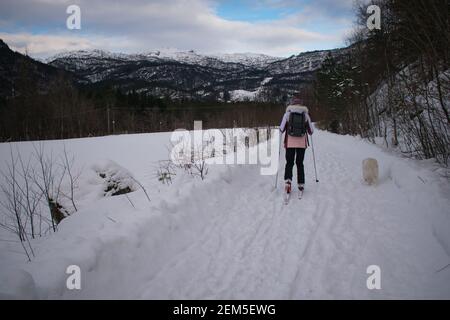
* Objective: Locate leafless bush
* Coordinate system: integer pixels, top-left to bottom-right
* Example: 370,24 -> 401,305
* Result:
32,143 -> 66,232
0,147 -> 35,261
0,144 -> 79,260
191,149 -> 209,181
171,139 -> 210,180
16,153 -> 44,239
60,144 -> 81,212
153,160 -> 176,185
130,176 -> 151,203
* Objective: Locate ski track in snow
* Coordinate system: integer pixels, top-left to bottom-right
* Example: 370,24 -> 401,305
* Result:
86,132 -> 449,298
1,129 -> 449,299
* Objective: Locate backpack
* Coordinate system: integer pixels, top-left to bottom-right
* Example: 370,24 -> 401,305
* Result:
288,112 -> 306,137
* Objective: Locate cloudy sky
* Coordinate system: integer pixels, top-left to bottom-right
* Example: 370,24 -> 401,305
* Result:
0,0 -> 356,59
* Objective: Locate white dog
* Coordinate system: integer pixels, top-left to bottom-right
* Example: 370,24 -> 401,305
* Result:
362,158 -> 379,185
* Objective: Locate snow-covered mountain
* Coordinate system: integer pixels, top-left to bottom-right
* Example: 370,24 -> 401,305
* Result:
210,52 -> 281,68
142,49 -> 281,68
48,49 -> 281,68
47,47 -> 349,102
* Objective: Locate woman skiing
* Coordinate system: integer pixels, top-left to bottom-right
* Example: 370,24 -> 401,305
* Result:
279,96 -> 314,198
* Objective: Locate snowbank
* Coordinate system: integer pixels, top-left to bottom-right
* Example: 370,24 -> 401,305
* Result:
0,129 -> 449,299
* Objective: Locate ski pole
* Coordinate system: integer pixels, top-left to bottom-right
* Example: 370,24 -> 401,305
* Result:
274,130 -> 282,189
310,134 -> 319,183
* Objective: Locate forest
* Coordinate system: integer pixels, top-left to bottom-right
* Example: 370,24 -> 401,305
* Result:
314,0 -> 449,164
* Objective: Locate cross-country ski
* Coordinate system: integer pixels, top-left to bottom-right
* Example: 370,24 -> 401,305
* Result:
298,188 -> 304,200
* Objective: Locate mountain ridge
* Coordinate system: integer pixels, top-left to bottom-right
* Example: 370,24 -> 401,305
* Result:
0,39 -> 350,102
47,46 -> 350,102
0,39 -> 77,98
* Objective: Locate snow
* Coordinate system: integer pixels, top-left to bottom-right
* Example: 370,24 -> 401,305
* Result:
229,89 -> 259,102
91,160 -> 138,197
48,49 -> 281,68
0,267 -> 38,299
211,53 -> 280,67
226,78 -> 272,102
0,129 -> 449,299
261,77 -> 273,86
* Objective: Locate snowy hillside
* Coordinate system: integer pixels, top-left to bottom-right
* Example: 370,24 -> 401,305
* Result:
211,53 -> 281,68
48,49 -> 280,68
0,129 -> 449,299
367,66 -> 450,164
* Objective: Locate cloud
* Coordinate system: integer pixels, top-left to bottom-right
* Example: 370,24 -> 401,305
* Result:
0,0 -> 353,58
0,32 -> 139,58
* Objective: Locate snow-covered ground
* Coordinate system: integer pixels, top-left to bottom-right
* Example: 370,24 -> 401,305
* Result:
0,129 -> 449,299
228,78 -> 273,102
229,89 -> 260,102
